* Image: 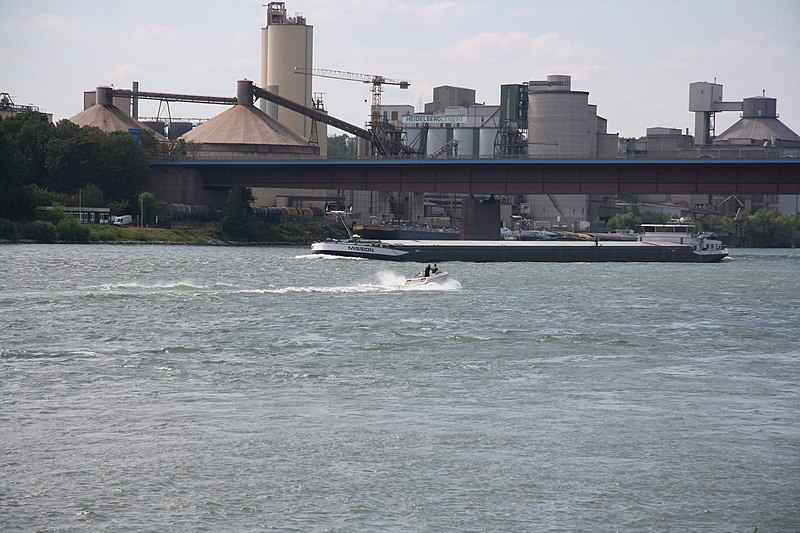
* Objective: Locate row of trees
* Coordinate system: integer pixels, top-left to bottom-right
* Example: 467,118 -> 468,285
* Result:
606,206 -> 800,247
1,112 -> 155,223
0,112 -> 349,243
327,133 -> 358,158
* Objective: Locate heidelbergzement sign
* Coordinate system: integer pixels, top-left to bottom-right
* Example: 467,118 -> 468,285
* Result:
402,115 -> 467,124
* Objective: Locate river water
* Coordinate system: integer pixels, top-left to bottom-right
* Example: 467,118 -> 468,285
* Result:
1,244 -> 798,532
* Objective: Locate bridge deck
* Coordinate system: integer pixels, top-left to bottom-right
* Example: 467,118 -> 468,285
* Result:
151,158 -> 800,195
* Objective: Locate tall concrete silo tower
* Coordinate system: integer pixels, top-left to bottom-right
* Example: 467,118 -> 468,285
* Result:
260,2 -> 313,141
527,75 -> 593,158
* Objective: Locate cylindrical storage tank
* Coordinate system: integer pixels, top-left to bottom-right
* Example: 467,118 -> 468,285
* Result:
478,127 -> 498,158
742,97 -> 777,118
267,207 -> 283,222
190,205 -> 213,220
169,204 -> 190,219
500,84 -> 521,122
260,5 -> 313,140
237,79 -> 253,106
426,126 -> 448,155
96,86 -> 113,107
453,127 -> 474,157
528,88 -> 590,158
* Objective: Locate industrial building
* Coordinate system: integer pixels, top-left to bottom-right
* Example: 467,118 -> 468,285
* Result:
0,92 -> 52,123
364,76 -> 620,231
37,0 -> 798,227
618,81 -> 800,218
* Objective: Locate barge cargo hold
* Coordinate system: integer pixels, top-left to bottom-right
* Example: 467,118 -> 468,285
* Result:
352,225 -> 461,240
309,238 -> 728,263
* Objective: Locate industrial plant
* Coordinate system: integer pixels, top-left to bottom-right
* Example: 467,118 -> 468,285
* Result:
7,1 -> 798,231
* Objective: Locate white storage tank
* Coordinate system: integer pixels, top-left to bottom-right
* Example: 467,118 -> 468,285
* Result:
452,127 -> 474,156
478,127 -> 498,158
426,126 -> 448,155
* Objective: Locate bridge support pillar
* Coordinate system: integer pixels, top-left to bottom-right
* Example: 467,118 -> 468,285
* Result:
461,197 -> 501,240
151,166 -> 227,207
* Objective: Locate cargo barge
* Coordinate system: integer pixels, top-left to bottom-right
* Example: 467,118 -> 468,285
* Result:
352,225 -> 460,240
310,224 -> 729,263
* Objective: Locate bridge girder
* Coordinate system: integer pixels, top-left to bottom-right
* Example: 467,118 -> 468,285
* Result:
151,159 -> 800,196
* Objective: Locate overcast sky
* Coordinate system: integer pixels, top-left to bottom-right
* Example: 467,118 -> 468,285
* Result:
2,0 -> 799,139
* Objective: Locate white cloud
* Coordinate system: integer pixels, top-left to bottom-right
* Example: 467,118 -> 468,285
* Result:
127,25 -> 181,44
0,12 -> 81,35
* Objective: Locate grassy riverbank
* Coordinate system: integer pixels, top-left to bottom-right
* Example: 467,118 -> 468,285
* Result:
89,225 -> 230,244
0,220 -> 349,245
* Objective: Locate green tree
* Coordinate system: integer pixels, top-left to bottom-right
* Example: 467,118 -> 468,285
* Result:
696,215 -> 734,235
21,220 -> 58,242
0,218 -> 20,241
166,138 -> 189,158
220,187 -> 255,239
0,126 -> 27,187
0,112 -> 53,181
138,192 -> 165,226
327,134 -> 357,158
0,117 -> 39,221
0,184 -> 38,222
42,122 -> 152,202
744,209 -> 799,247
606,207 -> 668,231
56,218 -> 91,243
76,184 -> 105,208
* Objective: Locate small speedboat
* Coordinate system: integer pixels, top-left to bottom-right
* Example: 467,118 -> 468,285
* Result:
404,271 -> 449,287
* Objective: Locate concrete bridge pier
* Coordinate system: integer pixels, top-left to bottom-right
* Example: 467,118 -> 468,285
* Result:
461,197 -> 501,240
150,166 -> 227,206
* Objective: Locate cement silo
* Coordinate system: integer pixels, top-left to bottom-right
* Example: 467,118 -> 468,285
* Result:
527,75 -> 591,158
260,2 -> 313,141
426,126 -> 448,155
452,127 -> 474,156
479,127 -> 498,157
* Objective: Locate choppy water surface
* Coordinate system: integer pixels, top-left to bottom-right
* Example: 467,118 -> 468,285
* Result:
1,244 -> 798,532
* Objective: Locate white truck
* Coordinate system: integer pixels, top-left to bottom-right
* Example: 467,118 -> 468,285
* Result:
112,215 -> 133,226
